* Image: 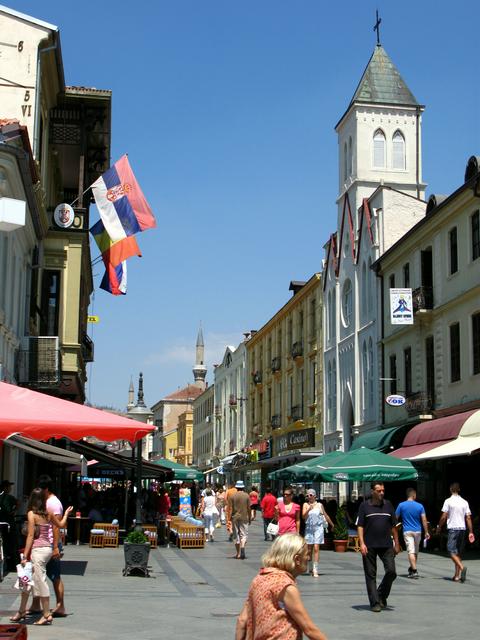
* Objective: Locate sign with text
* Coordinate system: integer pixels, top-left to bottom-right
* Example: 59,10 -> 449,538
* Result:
179,488 -> 192,516
88,315 -> 100,323
274,428 -> 315,455
390,288 -> 413,325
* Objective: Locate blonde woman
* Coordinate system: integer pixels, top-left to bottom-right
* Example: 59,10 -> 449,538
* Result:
235,533 -> 329,640
302,489 -> 334,578
10,489 -> 72,626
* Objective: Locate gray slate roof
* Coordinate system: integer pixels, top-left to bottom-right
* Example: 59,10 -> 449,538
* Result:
348,45 -> 419,108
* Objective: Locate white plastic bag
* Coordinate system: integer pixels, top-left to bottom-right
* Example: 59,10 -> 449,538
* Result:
14,559 -> 34,592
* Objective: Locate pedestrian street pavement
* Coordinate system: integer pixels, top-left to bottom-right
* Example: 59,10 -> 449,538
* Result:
0,519 -> 478,639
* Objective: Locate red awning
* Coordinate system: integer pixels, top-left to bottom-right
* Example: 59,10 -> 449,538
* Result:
0,382 -> 154,443
390,410 -> 478,460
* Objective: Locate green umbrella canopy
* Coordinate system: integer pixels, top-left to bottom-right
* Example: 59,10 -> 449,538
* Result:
268,451 -> 344,481
310,447 -> 418,483
151,458 -> 203,481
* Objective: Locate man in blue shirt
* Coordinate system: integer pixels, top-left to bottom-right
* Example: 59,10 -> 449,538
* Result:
395,488 -> 430,578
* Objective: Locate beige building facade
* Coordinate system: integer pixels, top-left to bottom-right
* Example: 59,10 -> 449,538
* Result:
192,384 -> 215,472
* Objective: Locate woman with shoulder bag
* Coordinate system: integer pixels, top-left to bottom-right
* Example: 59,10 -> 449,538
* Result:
302,489 -> 334,578
10,489 -> 72,626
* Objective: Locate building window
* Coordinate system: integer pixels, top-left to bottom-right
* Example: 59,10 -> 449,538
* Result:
367,258 -> 373,313
332,290 -> 336,340
332,359 -> 337,424
361,262 -> 367,320
403,263 -> 410,288
389,274 -> 395,289
450,323 -> 461,382
425,335 -> 435,407
389,354 -> 397,394
343,142 -> 348,182
373,129 -> 386,168
40,270 -> 61,336
348,136 -> 353,176
449,227 -> 458,275
362,342 -> 368,416
309,298 -> 316,339
473,313 -> 480,375
392,131 -> 405,170
404,347 -> 412,396
342,279 -> 352,327
327,362 -> 332,425
472,211 -> 480,261
368,338 -> 374,408
311,360 -> 317,404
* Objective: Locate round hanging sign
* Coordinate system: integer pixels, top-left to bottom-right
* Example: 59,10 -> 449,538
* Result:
53,203 -> 75,228
385,394 -> 406,406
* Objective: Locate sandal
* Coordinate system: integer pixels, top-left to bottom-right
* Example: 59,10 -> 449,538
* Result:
34,615 -> 53,625
10,611 -> 26,622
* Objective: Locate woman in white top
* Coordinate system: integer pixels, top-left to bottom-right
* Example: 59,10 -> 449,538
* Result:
302,489 -> 334,577
200,489 -> 219,542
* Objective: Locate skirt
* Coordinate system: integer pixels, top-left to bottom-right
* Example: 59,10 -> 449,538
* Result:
304,525 -> 325,545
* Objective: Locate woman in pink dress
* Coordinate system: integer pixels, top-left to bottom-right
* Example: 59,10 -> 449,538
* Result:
275,487 -> 300,535
235,533 -> 329,640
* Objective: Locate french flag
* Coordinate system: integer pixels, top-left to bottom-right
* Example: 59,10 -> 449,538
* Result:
100,261 -> 127,296
91,155 -> 156,242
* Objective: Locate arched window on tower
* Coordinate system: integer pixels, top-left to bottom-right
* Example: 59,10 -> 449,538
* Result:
373,129 -> 386,168
368,337 -> 374,409
392,130 -> 405,170
348,136 -> 353,176
343,142 -> 348,182
327,290 -> 332,342
361,262 -> 367,321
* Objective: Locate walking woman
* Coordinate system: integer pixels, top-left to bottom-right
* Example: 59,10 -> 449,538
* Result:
10,489 -> 72,625
302,489 -> 334,577
235,533 -> 329,640
200,488 -> 219,542
215,485 -> 226,525
249,486 -> 260,521
275,487 -> 300,535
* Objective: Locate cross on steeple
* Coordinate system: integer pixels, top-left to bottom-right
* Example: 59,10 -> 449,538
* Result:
373,10 -> 382,46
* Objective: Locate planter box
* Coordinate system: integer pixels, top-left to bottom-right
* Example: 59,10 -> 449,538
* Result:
123,542 -> 151,577
333,539 -> 348,552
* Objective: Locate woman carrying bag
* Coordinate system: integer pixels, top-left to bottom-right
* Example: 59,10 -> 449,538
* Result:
200,488 -> 219,542
10,489 -> 72,626
302,489 -> 334,578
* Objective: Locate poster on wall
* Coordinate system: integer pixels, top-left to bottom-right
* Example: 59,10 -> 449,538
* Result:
390,288 -> 413,325
179,488 -> 192,515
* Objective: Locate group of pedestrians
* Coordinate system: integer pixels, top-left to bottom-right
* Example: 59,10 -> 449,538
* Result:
235,480 -> 475,638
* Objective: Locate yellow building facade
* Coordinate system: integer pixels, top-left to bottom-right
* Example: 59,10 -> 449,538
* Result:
176,410 -> 194,465
245,275 -> 323,478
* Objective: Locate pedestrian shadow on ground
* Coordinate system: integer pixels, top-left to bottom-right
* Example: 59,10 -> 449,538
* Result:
61,560 -> 88,576
351,604 -> 394,612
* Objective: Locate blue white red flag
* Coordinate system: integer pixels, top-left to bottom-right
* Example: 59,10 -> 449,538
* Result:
91,155 -> 156,242
100,261 -> 127,296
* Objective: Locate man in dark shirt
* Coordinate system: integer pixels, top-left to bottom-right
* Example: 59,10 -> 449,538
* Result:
356,482 -> 400,612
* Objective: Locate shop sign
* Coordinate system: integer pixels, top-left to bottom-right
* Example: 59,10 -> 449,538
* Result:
385,394 -> 406,406
258,438 -> 272,460
275,428 -> 315,455
390,288 -> 413,325
179,488 -> 192,515
88,467 -> 125,478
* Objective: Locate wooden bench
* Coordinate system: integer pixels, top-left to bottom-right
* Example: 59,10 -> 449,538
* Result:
169,518 -> 205,549
89,522 -> 119,548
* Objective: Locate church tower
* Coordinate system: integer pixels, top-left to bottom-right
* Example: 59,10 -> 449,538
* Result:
192,326 -> 207,389
127,377 -> 135,411
335,40 -> 426,231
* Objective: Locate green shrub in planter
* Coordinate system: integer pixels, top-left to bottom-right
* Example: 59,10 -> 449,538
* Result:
125,530 -> 149,544
333,505 -> 349,540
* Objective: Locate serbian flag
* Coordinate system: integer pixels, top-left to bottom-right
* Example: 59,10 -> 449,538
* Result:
100,261 -> 127,296
91,155 -> 156,242
90,219 -> 141,268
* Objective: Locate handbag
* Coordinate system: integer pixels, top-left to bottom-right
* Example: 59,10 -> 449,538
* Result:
266,522 -> 279,536
14,560 -> 34,592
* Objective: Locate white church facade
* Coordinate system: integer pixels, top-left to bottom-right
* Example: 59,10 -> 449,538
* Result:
322,44 -> 427,454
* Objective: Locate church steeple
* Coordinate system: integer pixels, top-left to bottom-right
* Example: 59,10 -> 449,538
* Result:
193,325 -> 207,389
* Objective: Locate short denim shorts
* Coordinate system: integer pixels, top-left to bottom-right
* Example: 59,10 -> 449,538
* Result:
447,529 -> 465,555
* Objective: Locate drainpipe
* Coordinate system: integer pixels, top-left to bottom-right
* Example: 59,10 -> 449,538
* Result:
415,106 -> 421,199
374,264 -> 386,425
33,42 -> 58,159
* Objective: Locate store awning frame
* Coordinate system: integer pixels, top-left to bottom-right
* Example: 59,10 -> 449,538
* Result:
6,435 -> 86,471
350,424 -> 413,453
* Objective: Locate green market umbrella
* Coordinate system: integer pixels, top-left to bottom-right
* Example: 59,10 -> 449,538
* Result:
152,458 -> 203,481
268,451 -> 344,481
309,447 -> 418,483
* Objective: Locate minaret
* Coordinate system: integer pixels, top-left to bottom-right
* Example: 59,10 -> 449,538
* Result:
193,325 -> 207,389
127,377 -> 135,410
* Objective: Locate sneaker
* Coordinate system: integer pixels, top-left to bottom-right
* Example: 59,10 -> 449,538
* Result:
379,599 -> 387,609
407,566 -> 414,575
370,604 -> 382,613
411,570 -> 419,579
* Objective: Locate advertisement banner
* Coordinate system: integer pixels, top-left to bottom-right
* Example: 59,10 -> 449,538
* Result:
179,488 -> 192,516
390,288 -> 413,325
274,428 -> 315,455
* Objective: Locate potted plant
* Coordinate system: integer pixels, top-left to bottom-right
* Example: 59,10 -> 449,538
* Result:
123,529 -> 151,577
332,505 -> 349,552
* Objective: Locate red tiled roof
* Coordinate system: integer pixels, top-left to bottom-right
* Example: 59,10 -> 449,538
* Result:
164,385 -> 204,401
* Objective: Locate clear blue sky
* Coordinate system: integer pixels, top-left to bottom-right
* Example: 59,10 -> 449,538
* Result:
10,0 -> 480,409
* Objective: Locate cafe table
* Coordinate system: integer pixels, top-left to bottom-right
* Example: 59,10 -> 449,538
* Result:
68,516 -> 90,545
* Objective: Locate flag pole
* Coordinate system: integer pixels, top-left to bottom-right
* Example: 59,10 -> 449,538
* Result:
70,186 -> 92,208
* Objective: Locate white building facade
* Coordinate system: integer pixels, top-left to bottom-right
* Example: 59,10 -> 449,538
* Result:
192,384 -> 215,473
323,44 -> 427,453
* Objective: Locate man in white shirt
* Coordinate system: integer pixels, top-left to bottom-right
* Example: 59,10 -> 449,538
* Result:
437,483 -> 475,582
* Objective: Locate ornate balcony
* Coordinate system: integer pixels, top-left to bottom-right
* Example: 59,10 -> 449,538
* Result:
271,414 -> 281,428
412,286 -> 433,313
81,333 -> 94,363
291,405 -> 303,421
17,336 -> 61,387
405,392 -> 433,417
271,356 -> 281,372
291,341 -> 303,359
